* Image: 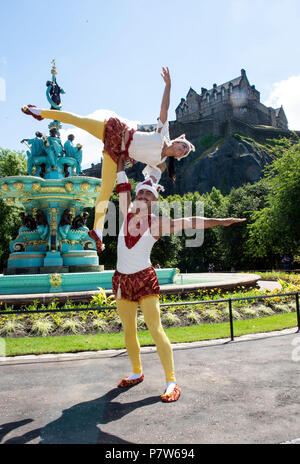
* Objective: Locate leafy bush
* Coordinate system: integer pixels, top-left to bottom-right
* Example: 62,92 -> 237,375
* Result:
31,318 -> 55,337
222,307 -> 242,321
256,305 -> 274,316
92,317 -> 109,333
108,312 -> 122,330
161,312 -> 181,327
90,288 -> 109,307
61,318 -> 84,334
137,314 -> 147,330
201,309 -> 222,322
272,303 -> 292,313
0,319 -> 24,336
238,306 -> 258,318
186,311 -> 202,324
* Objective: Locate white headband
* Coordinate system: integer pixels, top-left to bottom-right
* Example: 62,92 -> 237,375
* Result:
135,178 -> 165,199
172,134 -> 195,158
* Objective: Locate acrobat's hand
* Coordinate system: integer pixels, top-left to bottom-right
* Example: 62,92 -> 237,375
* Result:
161,67 -> 171,86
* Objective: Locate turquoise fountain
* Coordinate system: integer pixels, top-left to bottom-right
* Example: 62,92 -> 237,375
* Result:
0,62 -> 177,296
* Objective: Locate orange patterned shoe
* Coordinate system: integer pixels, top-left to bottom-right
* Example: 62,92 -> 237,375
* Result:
88,230 -> 105,254
161,384 -> 181,403
117,374 -> 144,388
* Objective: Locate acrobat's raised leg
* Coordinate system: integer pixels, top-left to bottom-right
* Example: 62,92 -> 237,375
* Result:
22,105 -> 105,140
22,105 -> 113,253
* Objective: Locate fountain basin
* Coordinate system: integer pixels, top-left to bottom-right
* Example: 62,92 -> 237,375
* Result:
0,271 -> 262,310
0,268 -> 179,296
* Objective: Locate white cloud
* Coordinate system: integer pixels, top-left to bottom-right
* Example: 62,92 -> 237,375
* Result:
59,109 -> 140,169
0,77 -> 6,101
264,75 -> 300,130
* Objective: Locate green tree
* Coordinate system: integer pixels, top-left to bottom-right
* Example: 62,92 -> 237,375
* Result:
0,148 -> 27,176
247,141 -> 300,263
151,234 -> 183,268
0,148 -> 27,271
187,188 -> 228,272
220,180 -> 270,270
161,188 -> 229,272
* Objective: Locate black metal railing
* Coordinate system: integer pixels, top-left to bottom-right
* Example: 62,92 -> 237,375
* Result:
0,291 -> 299,341
160,291 -> 300,340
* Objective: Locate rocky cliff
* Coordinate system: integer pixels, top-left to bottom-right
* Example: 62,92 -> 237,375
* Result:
83,124 -> 298,197
126,133 -> 276,196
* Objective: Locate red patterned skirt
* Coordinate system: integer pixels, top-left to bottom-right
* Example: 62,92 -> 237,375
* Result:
104,117 -> 135,163
112,266 -> 160,302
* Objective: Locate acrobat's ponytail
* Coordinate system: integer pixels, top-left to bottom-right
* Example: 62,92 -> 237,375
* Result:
168,157 -> 176,182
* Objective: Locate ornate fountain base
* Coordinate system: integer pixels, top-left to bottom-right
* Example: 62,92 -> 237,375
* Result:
0,174 -> 103,277
4,250 -> 103,275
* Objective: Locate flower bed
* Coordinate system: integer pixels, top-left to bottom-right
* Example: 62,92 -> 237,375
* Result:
0,273 -> 299,338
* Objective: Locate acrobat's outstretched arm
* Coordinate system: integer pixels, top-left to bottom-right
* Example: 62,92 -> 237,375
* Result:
152,216 -> 247,238
171,217 -> 247,233
158,67 -> 171,128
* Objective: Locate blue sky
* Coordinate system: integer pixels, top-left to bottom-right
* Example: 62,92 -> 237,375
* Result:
1,0 -> 300,168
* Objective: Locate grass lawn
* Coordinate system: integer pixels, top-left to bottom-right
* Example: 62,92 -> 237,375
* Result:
2,312 -> 298,357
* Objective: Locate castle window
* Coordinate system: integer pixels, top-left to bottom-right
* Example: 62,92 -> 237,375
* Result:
221,87 -> 225,98
206,93 -> 210,103
214,92 -> 217,101
229,84 -> 233,94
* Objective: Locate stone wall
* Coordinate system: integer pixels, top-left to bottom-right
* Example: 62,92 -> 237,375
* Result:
170,116 -> 296,143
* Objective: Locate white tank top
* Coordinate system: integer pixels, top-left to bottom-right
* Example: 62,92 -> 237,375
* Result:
117,215 -> 157,274
128,119 -> 169,169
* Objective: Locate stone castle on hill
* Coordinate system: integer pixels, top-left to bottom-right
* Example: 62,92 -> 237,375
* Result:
84,69 -> 293,195
175,69 -> 287,130
134,69 -> 289,145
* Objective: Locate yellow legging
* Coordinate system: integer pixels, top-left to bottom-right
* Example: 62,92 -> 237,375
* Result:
41,109 -> 118,231
116,295 -> 175,383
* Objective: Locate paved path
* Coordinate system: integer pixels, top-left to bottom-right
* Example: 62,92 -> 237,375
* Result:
1,327 -> 300,444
